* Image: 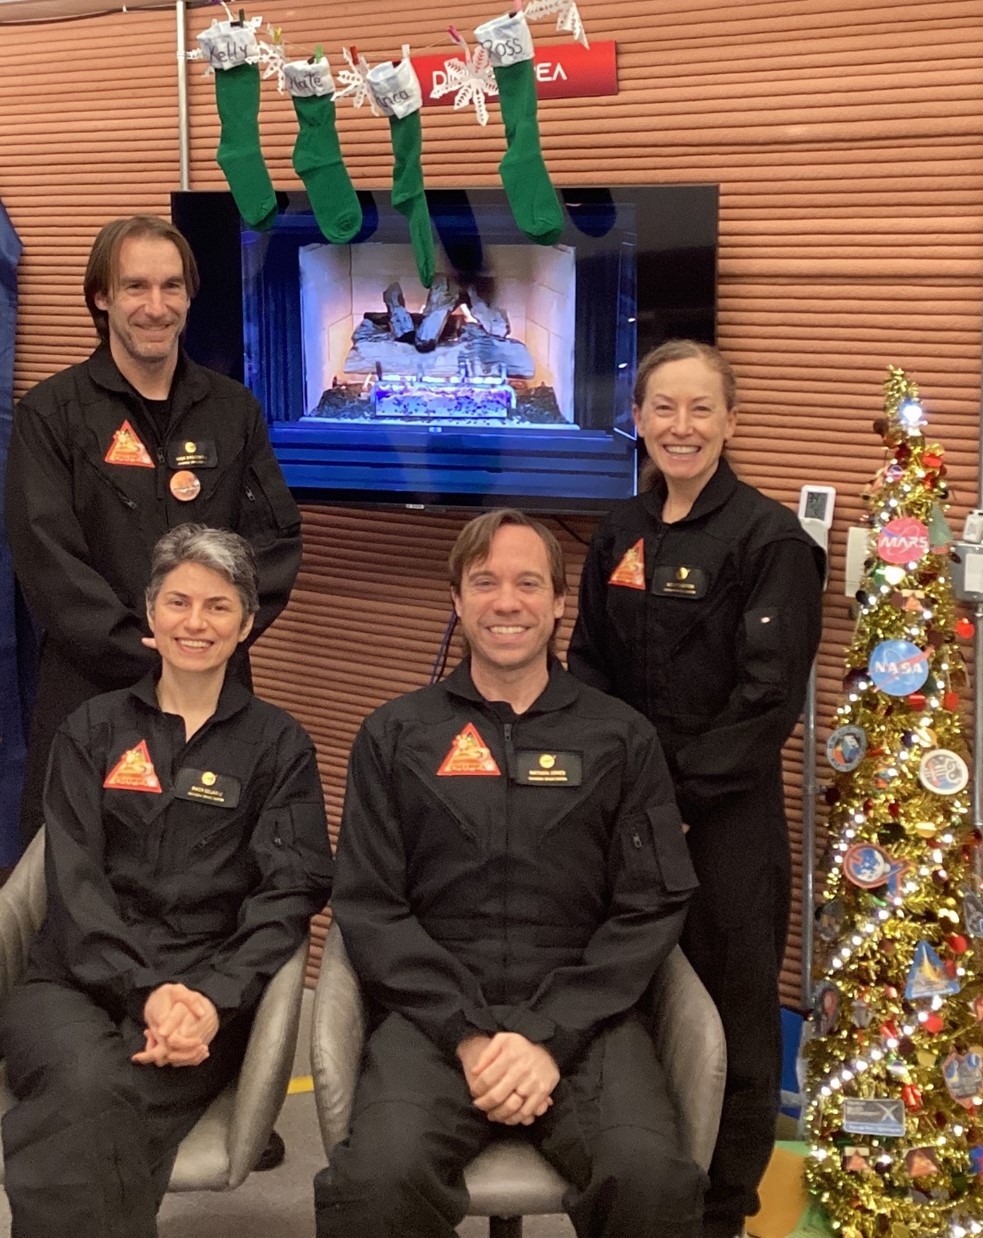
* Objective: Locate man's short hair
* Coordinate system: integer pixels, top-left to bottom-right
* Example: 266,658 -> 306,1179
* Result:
84,216 -> 200,343
449,509 -> 567,597
146,524 -> 259,625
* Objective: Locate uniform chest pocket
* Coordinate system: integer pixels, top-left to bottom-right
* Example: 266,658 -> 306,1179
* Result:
649,570 -> 740,652
189,814 -> 247,856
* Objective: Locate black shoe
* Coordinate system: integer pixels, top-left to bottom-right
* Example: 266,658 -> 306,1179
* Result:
254,1129 -> 286,1171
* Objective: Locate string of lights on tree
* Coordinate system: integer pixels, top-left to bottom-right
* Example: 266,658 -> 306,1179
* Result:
804,366 -> 981,1238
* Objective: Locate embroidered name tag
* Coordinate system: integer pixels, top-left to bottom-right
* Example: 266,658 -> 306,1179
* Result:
168,439 -> 218,469
651,565 -> 709,599
515,751 -> 583,786
173,767 -> 241,807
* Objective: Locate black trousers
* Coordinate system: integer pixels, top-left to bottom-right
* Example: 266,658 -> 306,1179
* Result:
314,1011 -> 706,1238
681,811 -> 791,1238
1,978 -> 250,1238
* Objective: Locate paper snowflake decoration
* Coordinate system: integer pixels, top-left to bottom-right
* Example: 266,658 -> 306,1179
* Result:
256,26 -> 287,89
431,40 -> 498,126
523,0 -> 589,48
334,46 -> 379,114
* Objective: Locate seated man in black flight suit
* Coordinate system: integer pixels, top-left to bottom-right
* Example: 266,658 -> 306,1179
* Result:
314,508 -> 705,1238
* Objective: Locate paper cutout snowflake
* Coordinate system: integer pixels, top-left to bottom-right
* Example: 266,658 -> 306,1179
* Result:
431,41 -> 498,126
335,47 -> 379,115
256,26 -> 287,90
523,0 -> 589,48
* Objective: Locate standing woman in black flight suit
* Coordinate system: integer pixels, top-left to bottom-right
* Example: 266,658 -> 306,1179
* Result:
568,339 -> 825,1238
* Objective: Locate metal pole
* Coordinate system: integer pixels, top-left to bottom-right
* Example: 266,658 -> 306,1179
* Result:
176,0 -> 190,192
974,360 -> 983,830
973,602 -> 983,831
800,663 -> 818,1007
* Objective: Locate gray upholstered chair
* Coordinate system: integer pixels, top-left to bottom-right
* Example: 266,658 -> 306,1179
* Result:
312,921 -> 727,1238
0,828 -> 308,1193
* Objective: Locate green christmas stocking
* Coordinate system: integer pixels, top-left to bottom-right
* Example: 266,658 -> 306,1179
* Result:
389,112 -> 435,289
285,58 -> 362,245
367,52 -> 435,288
475,12 -> 564,245
213,62 -> 277,231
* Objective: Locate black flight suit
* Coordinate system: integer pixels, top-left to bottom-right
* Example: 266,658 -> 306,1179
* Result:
4,344 -> 302,841
568,459 -> 825,1237
314,660 -> 705,1238
0,673 -> 332,1238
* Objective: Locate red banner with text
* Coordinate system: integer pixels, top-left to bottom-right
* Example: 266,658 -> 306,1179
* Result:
413,40 -> 618,107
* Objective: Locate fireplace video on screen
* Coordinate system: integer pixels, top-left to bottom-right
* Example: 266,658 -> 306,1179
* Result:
173,186 -> 718,514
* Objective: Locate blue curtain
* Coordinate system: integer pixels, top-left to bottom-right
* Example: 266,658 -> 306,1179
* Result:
0,201 -> 25,865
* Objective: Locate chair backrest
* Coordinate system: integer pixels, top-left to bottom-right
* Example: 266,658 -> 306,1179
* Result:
0,831 -> 47,1003
645,946 -> 727,1173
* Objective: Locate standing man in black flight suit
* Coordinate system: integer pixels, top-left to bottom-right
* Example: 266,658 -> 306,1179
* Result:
314,508 -> 705,1238
5,215 -> 302,845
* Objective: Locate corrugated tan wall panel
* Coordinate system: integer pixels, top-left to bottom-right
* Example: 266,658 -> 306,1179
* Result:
2,0 -> 981,1001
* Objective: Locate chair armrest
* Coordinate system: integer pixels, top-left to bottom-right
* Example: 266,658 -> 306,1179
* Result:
644,945 -> 726,1173
225,937 -> 309,1187
0,831 -> 47,1003
310,921 -> 366,1157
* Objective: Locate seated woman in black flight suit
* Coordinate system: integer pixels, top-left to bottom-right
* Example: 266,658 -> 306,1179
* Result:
0,522 -> 332,1238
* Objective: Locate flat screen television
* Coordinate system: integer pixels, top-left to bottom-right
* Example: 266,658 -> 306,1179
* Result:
172,185 -> 718,514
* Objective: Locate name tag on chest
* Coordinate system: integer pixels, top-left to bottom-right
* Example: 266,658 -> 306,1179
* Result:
173,768 -> 241,808
167,439 -> 218,469
651,565 -> 709,599
515,751 -> 583,786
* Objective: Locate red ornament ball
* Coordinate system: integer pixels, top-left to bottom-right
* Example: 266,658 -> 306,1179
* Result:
956,617 -> 974,639
943,691 -> 959,712
923,1012 -> 944,1034
948,935 -> 969,954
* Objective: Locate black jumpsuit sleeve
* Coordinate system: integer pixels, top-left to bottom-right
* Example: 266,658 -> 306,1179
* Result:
673,535 -> 824,807
39,727 -> 162,1006
501,728 -> 697,1070
4,395 -> 154,686
181,732 -> 332,1021
566,528 -> 617,693
332,721 -> 501,1059
237,405 -> 303,641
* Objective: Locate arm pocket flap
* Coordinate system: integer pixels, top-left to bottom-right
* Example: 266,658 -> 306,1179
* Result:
646,805 -> 698,893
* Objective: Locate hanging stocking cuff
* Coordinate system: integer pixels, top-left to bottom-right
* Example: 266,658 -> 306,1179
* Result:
474,11 -> 535,67
197,18 -> 261,70
284,57 -> 336,98
366,49 -> 423,118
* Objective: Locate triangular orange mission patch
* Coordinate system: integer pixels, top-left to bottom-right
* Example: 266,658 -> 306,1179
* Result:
103,739 -> 163,793
437,722 -> 501,777
104,420 -> 154,468
609,538 -> 645,589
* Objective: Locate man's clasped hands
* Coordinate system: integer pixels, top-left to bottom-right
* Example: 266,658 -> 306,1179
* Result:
456,1031 -> 560,1127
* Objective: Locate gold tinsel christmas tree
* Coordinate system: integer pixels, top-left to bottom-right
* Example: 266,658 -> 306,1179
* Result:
805,366 -> 982,1238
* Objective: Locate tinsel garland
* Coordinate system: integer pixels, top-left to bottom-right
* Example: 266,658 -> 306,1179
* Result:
804,366 -> 981,1238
